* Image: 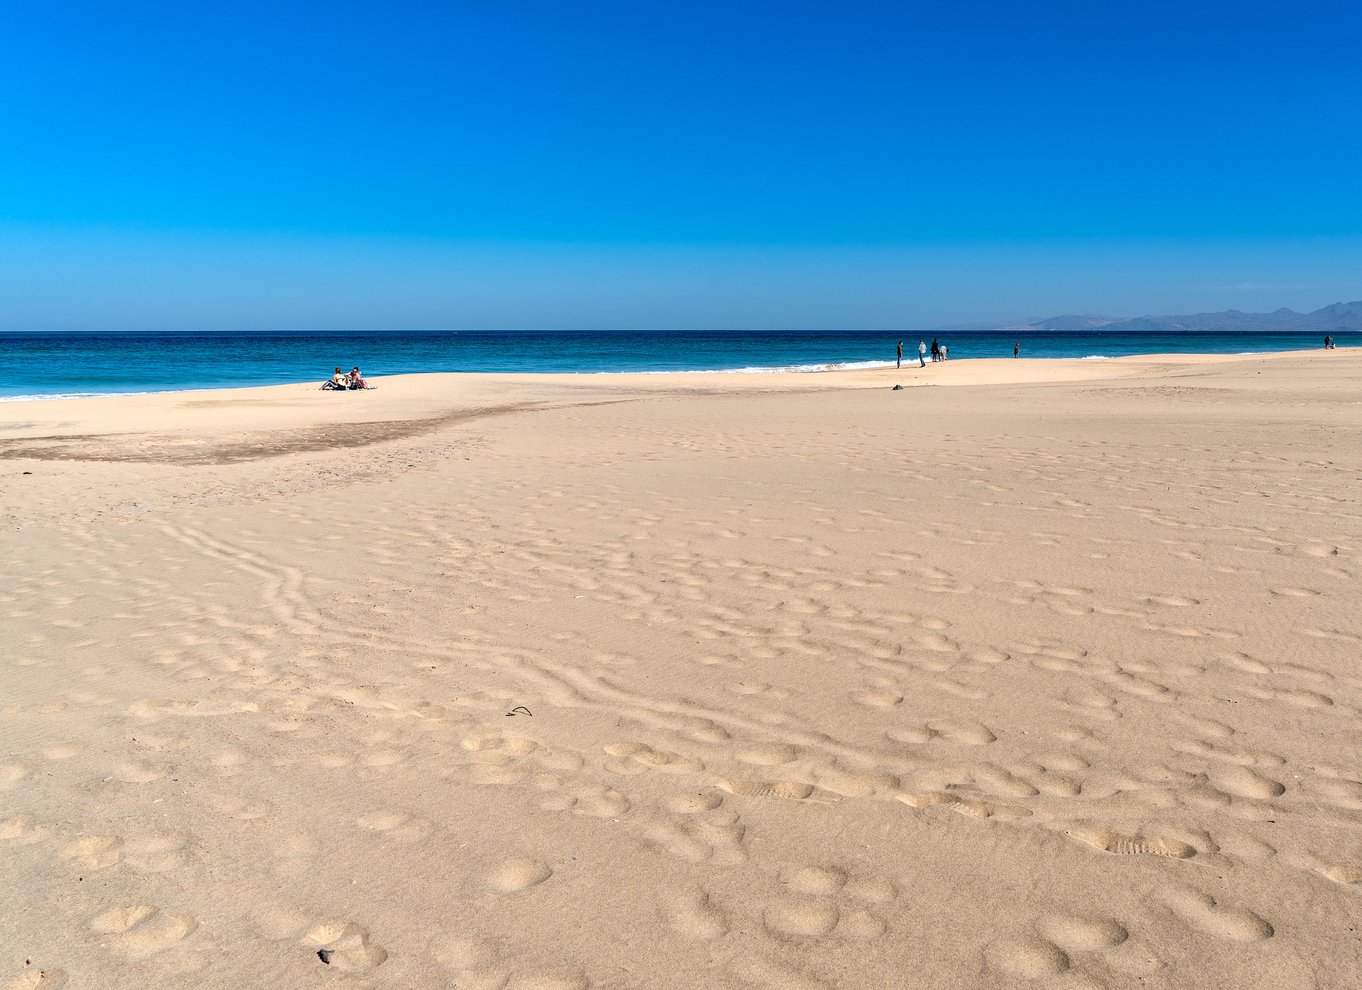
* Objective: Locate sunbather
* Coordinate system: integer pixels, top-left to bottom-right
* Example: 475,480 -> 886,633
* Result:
321,367 -> 349,390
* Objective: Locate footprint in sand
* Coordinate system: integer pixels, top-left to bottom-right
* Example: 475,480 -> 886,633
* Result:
487,856 -> 553,893
89,904 -> 199,959
202,791 -> 272,821
1293,542 -> 1340,557
1210,766 -> 1285,800
1032,750 -> 1090,773
983,937 -> 1071,979
355,810 -> 434,843
1175,738 -> 1273,770
1159,887 -> 1274,942
984,914 -> 1130,981
305,920 -> 388,973
1309,775 -> 1362,809
539,785 -> 631,818
663,790 -> 725,814
717,779 -> 828,802
1063,826 -> 1196,859
1053,725 -> 1099,744
1,816 -> 51,847
896,791 -> 1032,820
849,685 -> 904,708
727,680 -> 793,701
813,766 -> 899,799
1310,862 -> 1362,885
662,887 -> 730,940
787,864 -> 896,904
1248,685 -> 1335,709
1142,594 -> 1200,607
1282,847 -> 1362,886
647,809 -> 747,865
1037,914 -> 1128,953
603,742 -> 703,775
60,835 -> 124,870
763,864 -> 897,940
462,734 -> 540,756
123,831 -> 192,873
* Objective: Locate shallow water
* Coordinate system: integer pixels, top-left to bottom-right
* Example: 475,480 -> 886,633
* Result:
2,328 -> 1354,399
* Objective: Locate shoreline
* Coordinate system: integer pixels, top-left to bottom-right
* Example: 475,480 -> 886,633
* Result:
0,346 -> 1345,412
2,348 -> 1352,482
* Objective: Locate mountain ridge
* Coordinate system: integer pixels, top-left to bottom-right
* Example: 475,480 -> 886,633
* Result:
955,301 -> 1362,332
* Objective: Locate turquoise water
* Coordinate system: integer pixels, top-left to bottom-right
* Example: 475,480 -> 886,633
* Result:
1,329 -> 1353,400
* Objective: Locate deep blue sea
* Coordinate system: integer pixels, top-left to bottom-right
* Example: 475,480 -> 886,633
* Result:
1,329 -> 1354,400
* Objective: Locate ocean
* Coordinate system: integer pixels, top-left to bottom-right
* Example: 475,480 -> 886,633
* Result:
1,329 -> 1353,400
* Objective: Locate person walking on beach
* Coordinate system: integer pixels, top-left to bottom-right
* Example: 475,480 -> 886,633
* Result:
897,339 -> 903,369
1014,341 -> 1020,359
918,340 -> 927,367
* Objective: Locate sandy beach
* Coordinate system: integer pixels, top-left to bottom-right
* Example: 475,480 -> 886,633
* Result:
3,349 -> 1360,989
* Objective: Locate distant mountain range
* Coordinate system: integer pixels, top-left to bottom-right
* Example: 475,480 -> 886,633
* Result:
957,301 -> 1362,333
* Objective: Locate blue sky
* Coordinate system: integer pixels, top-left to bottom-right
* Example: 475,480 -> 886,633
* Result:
2,0 -> 1360,329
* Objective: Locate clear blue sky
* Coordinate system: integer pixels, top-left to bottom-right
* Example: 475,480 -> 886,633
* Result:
2,0 -> 1360,329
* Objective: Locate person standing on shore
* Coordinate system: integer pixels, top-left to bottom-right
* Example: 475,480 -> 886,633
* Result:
918,340 -> 927,367
897,339 -> 903,369
931,337 -> 941,362
1014,341 -> 1020,359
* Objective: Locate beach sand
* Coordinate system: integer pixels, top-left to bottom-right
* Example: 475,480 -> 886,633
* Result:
2,350 -> 1360,988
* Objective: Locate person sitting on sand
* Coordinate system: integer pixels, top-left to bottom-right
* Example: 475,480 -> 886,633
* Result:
320,367 -> 349,390
348,367 -> 371,389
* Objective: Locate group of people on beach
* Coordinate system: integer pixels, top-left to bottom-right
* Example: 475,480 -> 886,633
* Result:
1324,335 -> 1337,349
896,337 -> 951,368
322,366 -> 372,390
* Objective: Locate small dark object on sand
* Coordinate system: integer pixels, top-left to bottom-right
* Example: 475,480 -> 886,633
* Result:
318,949 -> 334,965
22,471 -> 33,475
506,705 -> 533,717
892,384 -> 904,391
